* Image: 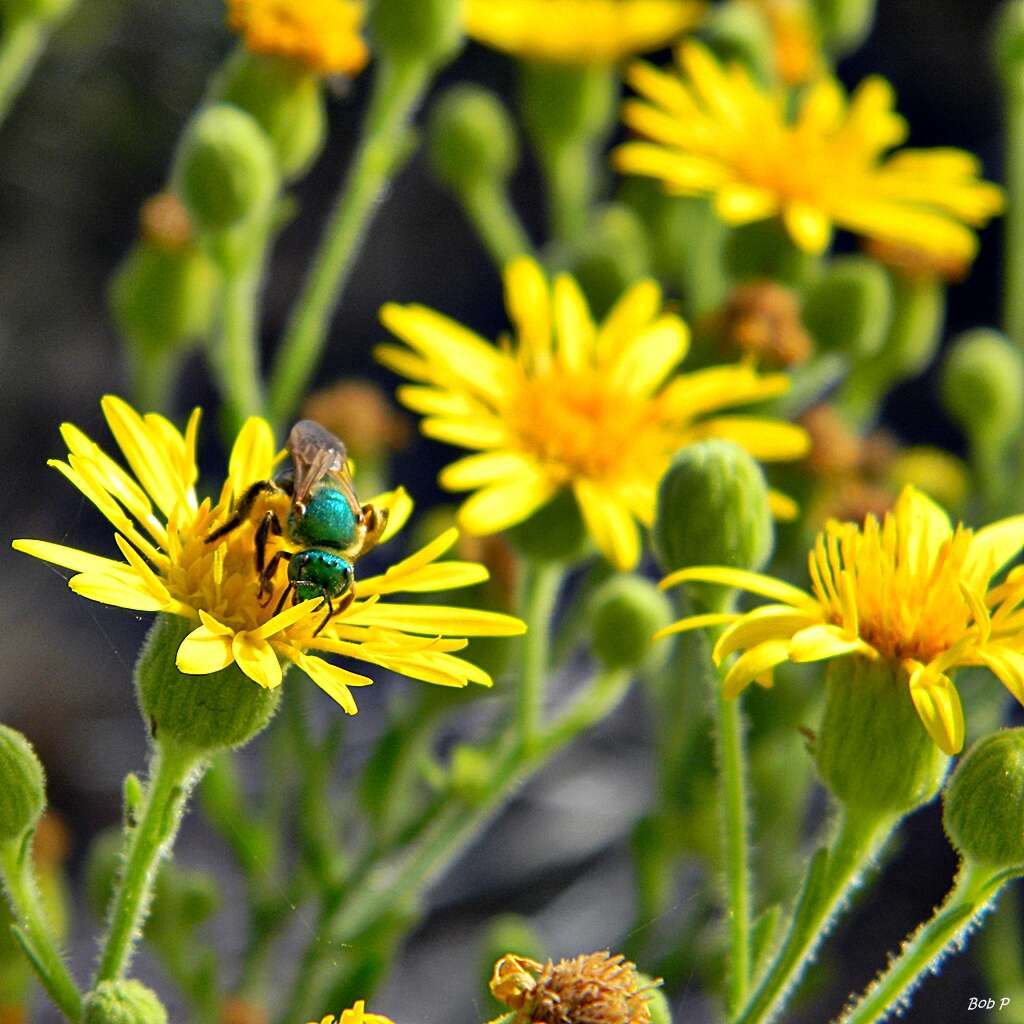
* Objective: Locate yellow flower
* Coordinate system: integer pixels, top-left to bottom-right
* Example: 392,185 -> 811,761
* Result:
463,0 -> 705,65
744,0 -> 822,85
614,42 -> 1004,262
378,257 -> 808,571
12,398 -> 524,714
308,1001 -> 393,1024
227,0 -> 369,77
658,486 -> 1024,754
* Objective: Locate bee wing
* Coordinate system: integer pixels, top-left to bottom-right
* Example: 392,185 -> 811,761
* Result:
288,420 -> 350,506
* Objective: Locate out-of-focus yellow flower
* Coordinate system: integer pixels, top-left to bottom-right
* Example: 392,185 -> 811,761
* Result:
13,398 -> 524,714
378,257 -> 808,570
615,42 -> 1004,262
463,0 -> 704,64
309,1001 -> 393,1024
744,0 -> 822,85
227,0 -> 369,77
659,486 -> 1024,754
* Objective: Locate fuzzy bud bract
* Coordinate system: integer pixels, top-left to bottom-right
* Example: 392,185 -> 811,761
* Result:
0,725 -> 45,843
589,576 -> 673,671
82,981 -> 168,1024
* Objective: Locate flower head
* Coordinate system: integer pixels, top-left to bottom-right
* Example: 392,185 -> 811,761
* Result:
13,398 -> 524,715
490,950 -> 658,1024
308,1001 -> 393,1024
744,0 -> 822,85
659,486 -> 1024,753
378,257 -> 808,570
227,0 -> 368,77
463,0 -> 704,65
615,42 -> 1003,262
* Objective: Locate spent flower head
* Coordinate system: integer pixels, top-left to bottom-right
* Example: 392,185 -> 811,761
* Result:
490,950 -> 659,1024
614,41 -> 1003,263
659,485 -> 1024,753
226,0 -> 368,77
378,257 -> 808,570
463,0 -> 705,65
13,398 -> 524,715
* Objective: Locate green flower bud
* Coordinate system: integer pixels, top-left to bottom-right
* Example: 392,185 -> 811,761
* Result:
815,657 -> 946,816
1,0 -> 73,26
428,85 -> 519,192
135,615 -> 281,754
701,2 -> 775,84
944,729 -> 1024,870
174,104 -> 278,235
508,487 -> 589,564
449,743 -> 493,805
567,204 -> 651,319
0,725 -> 45,843
995,1 -> 1024,89
82,981 -> 168,1024
519,62 -> 616,146
370,0 -> 462,66
803,256 -> 894,358
216,50 -> 327,180
941,329 -> 1024,450
588,576 -> 673,671
811,0 -> 877,53
653,441 -> 773,610
109,242 -> 216,355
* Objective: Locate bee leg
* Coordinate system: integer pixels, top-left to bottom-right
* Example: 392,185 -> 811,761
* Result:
354,503 -> 389,558
205,481 -> 280,543
273,582 -> 295,617
254,511 -> 284,575
258,549 -> 293,605
313,593 -> 335,638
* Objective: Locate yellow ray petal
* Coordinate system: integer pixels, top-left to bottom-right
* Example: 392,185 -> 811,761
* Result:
232,631 -> 282,689
575,480 -> 641,570
293,653 -> 369,714
768,490 -> 800,522
714,606 -> 821,663
963,515 -> 1024,590
457,473 -> 560,535
358,561 -> 489,597
355,528 -> 460,597
721,640 -> 792,699
653,612 -> 741,641
687,417 -> 811,460
606,315 -> 689,398
788,624 -> 870,663
12,539 -> 131,576
365,485 -> 413,543
907,661 -> 964,755
975,645 -> 1024,706
421,416 -> 509,451
439,451 -> 539,491
176,623 -> 236,675
596,278 -> 663,362
783,201 -> 833,253
343,603 -> 526,636
228,416 -> 277,500
553,273 -> 595,371
68,571 -> 170,612
659,566 -> 818,609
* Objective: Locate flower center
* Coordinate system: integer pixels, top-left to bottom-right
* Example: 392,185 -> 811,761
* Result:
506,366 -> 673,486
810,511 -> 975,663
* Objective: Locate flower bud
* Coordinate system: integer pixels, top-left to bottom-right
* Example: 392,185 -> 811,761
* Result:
1,0 -> 73,26
588,576 -> 673,671
941,329 -> 1024,451
701,2 -> 775,84
944,729 -> 1024,870
428,85 -> 519,193
449,743 -> 492,805
994,0 -> 1024,89
370,0 -> 462,67
653,441 -> 773,610
0,725 -> 45,843
135,615 -> 281,754
82,981 -> 167,1024
815,657 -> 946,816
507,488 -> 588,564
519,63 -> 615,146
216,50 -> 327,180
803,257 -> 893,358
174,104 -> 278,236
811,0 -> 877,53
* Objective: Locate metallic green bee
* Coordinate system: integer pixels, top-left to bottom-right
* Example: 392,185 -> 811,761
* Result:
206,420 -> 388,634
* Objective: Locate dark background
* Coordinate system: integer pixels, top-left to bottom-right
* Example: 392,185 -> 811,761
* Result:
0,1 -> 1015,1021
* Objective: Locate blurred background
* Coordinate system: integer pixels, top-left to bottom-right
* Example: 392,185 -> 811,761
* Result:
0,1 -> 1015,1020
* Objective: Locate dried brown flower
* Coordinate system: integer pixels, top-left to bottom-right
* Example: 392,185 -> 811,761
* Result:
712,281 -> 813,369
219,997 -> 268,1024
490,951 -> 658,1024
302,380 -> 410,460
140,192 -> 194,250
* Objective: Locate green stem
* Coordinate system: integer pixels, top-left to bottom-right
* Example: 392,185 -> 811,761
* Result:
517,561 -> 562,747
837,862 -> 1007,1024
543,140 -> 596,245
267,56 -> 431,425
461,179 -> 533,267
279,667 -> 633,1022
0,16 -> 45,126
213,260 -> 265,435
978,885 -> 1024,1009
0,835 -> 82,1021
734,808 -> 896,1024
718,689 -> 752,1013
1004,75 -> 1024,346
129,347 -> 181,415
95,740 -> 204,983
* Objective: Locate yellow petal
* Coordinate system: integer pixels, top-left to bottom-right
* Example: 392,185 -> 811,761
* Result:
358,561 -> 489,597
659,566 -> 818,610
355,528 -> 460,596
343,602 -> 526,637
257,598 -> 322,639
457,472 -> 559,535
68,571 -> 169,612
907,662 -> 964,755
607,315 -> 689,397
366,485 -> 413,543
575,480 -> 641,570
553,273 -> 596,371
788,624 -> 869,662
12,539 -> 131,575
294,653 -> 369,714
687,417 -> 811,461
653,612 -> 740,641
768,490 -> 800,522
596,278 -> 662,362
783,202 -> 833,253
504,257 -> 552,366
176,623 -> 236,675
975,645 -> 1024,706
232,631 -> 283,689
228,416 -> 277,500
714,606 -> 821,663
421,416 -> 508,451
439,451 -> 539,491
721,640 -> 792,699
963,515 -> 1024,590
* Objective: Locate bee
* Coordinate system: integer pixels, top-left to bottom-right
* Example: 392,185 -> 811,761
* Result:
206,420 -> 388,635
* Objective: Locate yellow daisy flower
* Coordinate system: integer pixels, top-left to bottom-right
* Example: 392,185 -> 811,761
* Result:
614,42 -> 1004,261
658,486 -> 1024,754
308,1001 -> 393,1024
227,0 -> 369,78
377,257 -> 809,571
744,0 -> 822,85
12,397 -> 524,715
463,0 -> 705,65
